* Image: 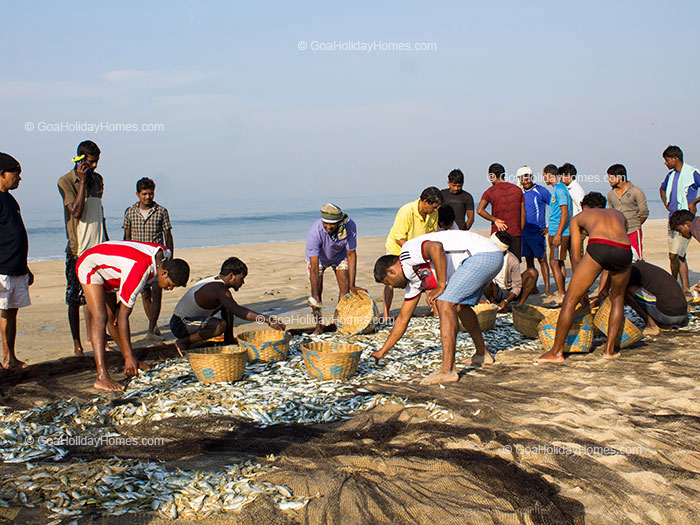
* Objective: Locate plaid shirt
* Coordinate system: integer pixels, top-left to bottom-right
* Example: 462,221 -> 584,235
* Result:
122,202 -> 172,245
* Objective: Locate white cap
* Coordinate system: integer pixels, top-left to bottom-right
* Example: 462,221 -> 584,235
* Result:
516,166 -> 533,178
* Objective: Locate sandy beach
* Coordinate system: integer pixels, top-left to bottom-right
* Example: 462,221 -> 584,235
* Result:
12,218 -> 700,366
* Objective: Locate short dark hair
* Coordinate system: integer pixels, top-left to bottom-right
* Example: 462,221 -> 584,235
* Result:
559,162 -> 577,179
607,164 -> 627,180
663,145 -> 683,162
76,140 -> 101,158
543,164 -> 559,176
495,230 -> 512,247
136,177 -> 156,192
221,257 -> 248,277
420,186 -> 443,206
161,258 -> 190,286
374,254 -> 399,283
488,163 -> 506,179
438,206 -> 455,227
669,209 -> 695,230
447,169 -> 464,184
0,152 -> 20,173
581,192 -> 606,209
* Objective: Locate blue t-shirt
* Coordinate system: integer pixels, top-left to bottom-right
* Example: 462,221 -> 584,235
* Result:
661,167 -> 700,217
548,182 -> 572,236
305,218 -> 357,266
523,184 -> 551,235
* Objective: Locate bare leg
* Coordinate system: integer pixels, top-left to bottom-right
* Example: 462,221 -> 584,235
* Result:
459,304 -> 494,366
1,308 -> 27,369
175,319 -> 226,355
669,253 -> 680,282
334,269 -> 350,300
538,254 -> 601,362
548,239 -> 566,297
383,285 -> 394,321
518,268 -> 539,305
624,287 -> 659,335
605,268 -> 631,358
482,282 -> 497,304
538,255 -> 552,296
69,304 -> 85,357
679,257 -> 690,292
82,284 -> 123,391
420,300 -> 460,385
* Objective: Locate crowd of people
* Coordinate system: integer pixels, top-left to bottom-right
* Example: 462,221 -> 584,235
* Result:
1,142 -> 698,387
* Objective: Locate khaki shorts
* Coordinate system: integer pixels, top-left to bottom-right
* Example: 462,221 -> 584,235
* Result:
0,274 -> 31,310
306,258 -> 349,276
668,229 -> 691,257
548,235 -> 571,262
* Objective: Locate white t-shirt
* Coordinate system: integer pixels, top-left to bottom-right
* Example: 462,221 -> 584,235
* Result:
566,180 -> 585,216
399,231 -> 500,300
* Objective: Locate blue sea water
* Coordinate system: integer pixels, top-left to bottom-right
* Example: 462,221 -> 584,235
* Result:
22,194 -> 671,262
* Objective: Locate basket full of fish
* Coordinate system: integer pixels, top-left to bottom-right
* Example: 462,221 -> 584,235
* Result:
187,345 -> 247,383
301,341 -> 363,380
237,329 -> 291,362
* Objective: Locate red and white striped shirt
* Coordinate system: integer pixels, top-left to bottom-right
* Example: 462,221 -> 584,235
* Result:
76,241 -> 171,308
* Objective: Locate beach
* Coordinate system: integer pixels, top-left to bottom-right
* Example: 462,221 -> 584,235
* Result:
12,218 -> 700,366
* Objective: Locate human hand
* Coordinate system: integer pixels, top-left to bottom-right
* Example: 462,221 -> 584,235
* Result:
426,286 -> 445,306
76,160 -> 91,182
552,234 -> 561,247
350,286 -> 368,294
268,319 -> 286,331
27,270 -> 34,286
124,356 -> 140,377
690,202 -> 697,215
497,300 -> 508,312
494,219 -> 508,231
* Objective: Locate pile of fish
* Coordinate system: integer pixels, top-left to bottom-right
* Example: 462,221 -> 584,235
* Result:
0,458 -> 308,523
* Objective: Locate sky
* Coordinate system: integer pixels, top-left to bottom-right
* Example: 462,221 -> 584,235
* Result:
1,0 -> 699,223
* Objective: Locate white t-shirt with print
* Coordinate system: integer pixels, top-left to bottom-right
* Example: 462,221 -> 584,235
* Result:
399,231 -> 500,300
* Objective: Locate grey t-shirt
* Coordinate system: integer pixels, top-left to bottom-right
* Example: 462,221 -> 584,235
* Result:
607,183 -> 649,233
440,189 -> 474,230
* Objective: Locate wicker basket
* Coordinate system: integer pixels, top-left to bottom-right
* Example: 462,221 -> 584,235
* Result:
593,298 -> 643,348
538,305 -> 594,354
187,345 -> 247,383
512,304 -> 551,339
458,303 -> 498,332
237,330 -> 291,362
334,290 -> 379,335
301,342 -> 363,380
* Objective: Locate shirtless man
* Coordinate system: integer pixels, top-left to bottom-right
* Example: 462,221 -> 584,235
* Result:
171,257 -> 285,353
538,192 -> 632,362
77,241 -> 190,391
371,230 -> 503,385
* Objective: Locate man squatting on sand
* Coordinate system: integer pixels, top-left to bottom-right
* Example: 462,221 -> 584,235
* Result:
484,231 -> 538,311
171,257 -> 285,354
76,240 -> 190,391
538,192 -> 632,362
372,230 -> 503,385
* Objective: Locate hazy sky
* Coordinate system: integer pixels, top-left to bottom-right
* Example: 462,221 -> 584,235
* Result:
2,0 -> 699,221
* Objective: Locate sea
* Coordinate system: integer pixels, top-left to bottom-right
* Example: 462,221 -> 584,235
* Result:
22,190 -> 671,262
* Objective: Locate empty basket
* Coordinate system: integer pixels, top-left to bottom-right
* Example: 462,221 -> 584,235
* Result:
593,298 -> 643,348
187,345 -> 248,383
512,304 -> 551,339
301,341 -> 363,380
237,330 -> 291,362
538,305 -> 594,354
334,290 -> 379,335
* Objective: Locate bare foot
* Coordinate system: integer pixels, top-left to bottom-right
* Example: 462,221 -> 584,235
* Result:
642,325 -> 660,336
94,376 -> 124,391
153,327 -> 162,336
603,350 -> 620,359
419,369 -> 459,385
138,360 -> 151,371
2,357 -> 28,369
311,325 -> 324,335
144,332 -> 165,342
465,353 -> 495,366
537,350 -> 564,363
74,348 -> 85,357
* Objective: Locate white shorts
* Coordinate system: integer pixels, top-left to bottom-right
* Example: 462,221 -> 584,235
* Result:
668,228 -> 691,257
0,274 -> 31,310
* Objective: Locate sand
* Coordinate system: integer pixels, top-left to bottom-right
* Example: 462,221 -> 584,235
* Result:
11,219 -> 700,366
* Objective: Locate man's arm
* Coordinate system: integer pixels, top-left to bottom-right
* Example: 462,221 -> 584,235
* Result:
223,308 -> 235,344
660,188 -> 669,211
374,296 -> 419,358
162,209 -> 174,253
66,164 -> 91,219
553,204 -> 569,247
569,216 -> 583,271
346,249 -> 363,291
636,188 -> 649,225
164,230 -> 174,253
308,256 -> 322,302
218,287 -> 285,330
420,241 -> 447,305
387,208 -> 411,248
465,209 -> 474,230
477,199 -> 507,231
520,200 -> 526,231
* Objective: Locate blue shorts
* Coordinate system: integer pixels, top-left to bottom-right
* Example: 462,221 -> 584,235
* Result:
438,251 -> 504,305
522,232 -> 546,259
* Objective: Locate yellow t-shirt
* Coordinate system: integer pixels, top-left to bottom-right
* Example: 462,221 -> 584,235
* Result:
385,199 -> 438,255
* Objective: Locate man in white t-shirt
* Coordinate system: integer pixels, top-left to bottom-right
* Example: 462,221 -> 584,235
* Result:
371,230 -> 503,385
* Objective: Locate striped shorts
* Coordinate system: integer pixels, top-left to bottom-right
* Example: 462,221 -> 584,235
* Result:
438,251 -> 504,305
